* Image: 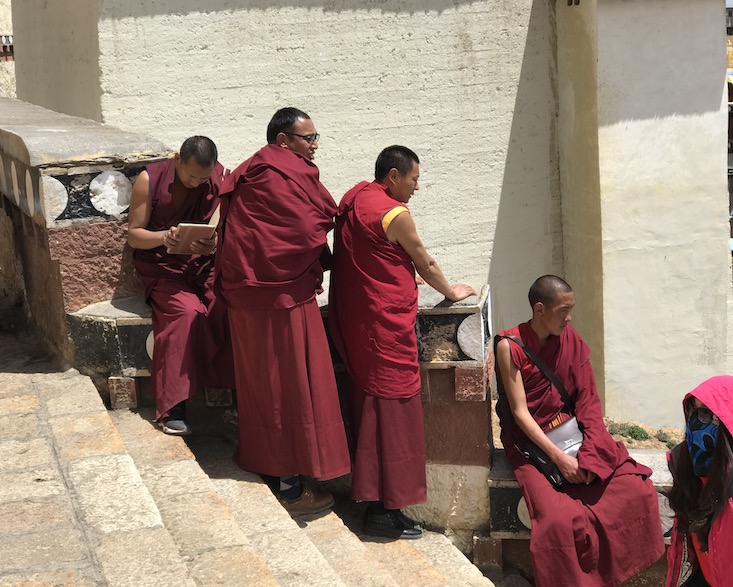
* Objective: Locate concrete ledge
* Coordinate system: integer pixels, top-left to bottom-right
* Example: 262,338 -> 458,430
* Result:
67,296 -> 152,378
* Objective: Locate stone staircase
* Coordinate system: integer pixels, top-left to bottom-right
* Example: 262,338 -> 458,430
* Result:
109,407 -> 497,587
0,325 -> 518,587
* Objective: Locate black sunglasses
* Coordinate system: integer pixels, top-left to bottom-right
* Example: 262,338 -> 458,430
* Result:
687,406 -> 717,425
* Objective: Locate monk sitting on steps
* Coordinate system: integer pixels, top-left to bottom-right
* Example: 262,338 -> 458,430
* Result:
127,136 -> 234,436
495,275 -> 665,586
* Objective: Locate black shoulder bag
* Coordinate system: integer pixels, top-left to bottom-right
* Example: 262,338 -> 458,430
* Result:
494,334 -> 584,487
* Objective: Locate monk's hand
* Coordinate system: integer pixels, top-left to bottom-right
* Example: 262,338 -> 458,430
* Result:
162,226 -> 180,250
556,453 -> 585,484
446,284 -> 477,302
190,234 -> 217,256
415,275 -> 425,285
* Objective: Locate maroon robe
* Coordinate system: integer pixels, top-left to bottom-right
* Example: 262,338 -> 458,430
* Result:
498,322 -> 665,586
132,158 -> 234,420
329,181 -> 426,508
217,144 -> 350,480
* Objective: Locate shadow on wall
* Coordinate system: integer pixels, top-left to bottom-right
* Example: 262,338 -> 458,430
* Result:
596,1 -> 724,125
488,0 -> 563,335
99,0 -> 488,19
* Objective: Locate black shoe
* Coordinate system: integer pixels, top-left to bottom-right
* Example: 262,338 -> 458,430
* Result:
364,509 -> 422,540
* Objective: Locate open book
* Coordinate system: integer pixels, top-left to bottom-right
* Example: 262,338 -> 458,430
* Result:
166,204 -> 220,255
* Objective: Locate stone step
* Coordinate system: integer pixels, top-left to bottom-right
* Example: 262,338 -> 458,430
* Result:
184,429 -> 495,587
0,357 -> 196,587
112,410 -> 326,587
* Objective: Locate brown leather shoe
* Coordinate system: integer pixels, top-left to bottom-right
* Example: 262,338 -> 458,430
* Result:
277,485 -> 334,515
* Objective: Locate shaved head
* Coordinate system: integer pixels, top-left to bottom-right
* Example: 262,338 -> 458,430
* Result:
528,275 -> 573,309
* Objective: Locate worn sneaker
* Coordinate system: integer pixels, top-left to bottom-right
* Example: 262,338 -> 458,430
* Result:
277,485 -> 334,516
159,418 -> 191,436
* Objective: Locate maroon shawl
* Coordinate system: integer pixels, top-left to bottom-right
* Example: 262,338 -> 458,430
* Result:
216,145 -> 337,310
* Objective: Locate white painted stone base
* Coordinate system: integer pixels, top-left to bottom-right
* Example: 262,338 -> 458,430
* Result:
405,463 -> 489,554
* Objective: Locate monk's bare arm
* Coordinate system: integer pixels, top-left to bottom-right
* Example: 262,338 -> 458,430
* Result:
497,339 -> 588,484
127,171 -> 168,250
386,212 -> 475,302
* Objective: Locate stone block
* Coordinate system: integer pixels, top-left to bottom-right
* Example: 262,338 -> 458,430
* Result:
108,376 -> 137,409
406,463 -> 490,539
0,467 -> 65,503
0,567 -> 99,587
0,437 -> 54,473
472,534 -> 503,571
35,375 -> 104,416
501,539 -> 534,580
488,484 -> 531,539
0,496 -> 74,536
0,393 -> 39,416
0,528 -> 89,573
67,454 -> 162,534
419,366 -> 431,402
49,411 -> 127,461
0,413 -> 39,441
423,395 -> 490,466
189,546 -> 278,587
155,491 -> 249,557
422,368 -> 455,404
137,459 -> 214,499
454,362 -> 487,402
49,221 -> 141,312
95,527 -> 195,587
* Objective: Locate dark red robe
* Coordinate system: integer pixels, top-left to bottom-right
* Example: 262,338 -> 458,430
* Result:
329,181 -> 426,508
498,322 -> 665,586
217,144 -> 350,480
132,158 -> 234,420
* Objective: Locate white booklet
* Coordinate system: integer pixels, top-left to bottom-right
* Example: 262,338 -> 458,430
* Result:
166,204 -> 220,255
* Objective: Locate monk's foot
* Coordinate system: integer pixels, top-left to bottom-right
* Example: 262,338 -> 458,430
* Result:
364,509 -> 423,540
159,418 -> 191,436
277,484 -> 334,516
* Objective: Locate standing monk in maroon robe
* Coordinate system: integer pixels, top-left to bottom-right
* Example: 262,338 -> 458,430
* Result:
495,275 -> 664,586
329,145 -> 475,539
128,136 -> 234,435
217,107 -> 350,515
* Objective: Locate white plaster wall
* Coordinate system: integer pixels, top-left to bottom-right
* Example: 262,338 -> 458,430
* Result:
555,3 -> 606,399
13,0 -> 101,120
94,0 -> 560,312
0,0 -> 14,98
597,0 -> 731,427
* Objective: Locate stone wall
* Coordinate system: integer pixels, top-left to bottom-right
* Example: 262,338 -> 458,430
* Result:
593,0 -> 730,425
0,0 -> 14,98
0,97 -> 169,360
13,0 -> 561,336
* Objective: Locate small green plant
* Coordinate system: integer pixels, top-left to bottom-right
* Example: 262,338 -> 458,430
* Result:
607,422 -> 650,441
655,430 -> 678,450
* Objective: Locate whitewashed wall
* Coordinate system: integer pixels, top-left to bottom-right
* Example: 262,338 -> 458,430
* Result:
14,0 -> 732,427
0,0 -> 14,98
13,0 -> 101,119
595,0 -> 731,426
12,0 -> 561,333
93,0 -> 559,319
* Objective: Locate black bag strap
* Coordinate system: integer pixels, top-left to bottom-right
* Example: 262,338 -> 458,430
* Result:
499,334 -> 575,411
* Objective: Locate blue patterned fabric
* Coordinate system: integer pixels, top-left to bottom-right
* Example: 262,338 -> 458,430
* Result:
685,413 -> 719,477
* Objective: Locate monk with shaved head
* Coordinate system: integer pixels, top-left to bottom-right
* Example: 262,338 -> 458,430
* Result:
495,275 -> 664,586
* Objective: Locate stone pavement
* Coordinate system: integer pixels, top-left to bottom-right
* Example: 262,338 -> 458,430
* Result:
0,326 -> 530,587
